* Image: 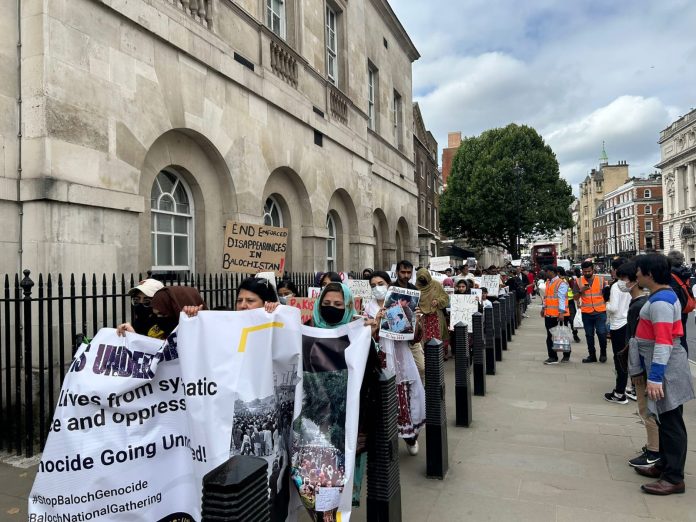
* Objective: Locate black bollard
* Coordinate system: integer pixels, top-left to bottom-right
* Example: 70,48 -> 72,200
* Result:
453,322 -> 472,427
472,312 -> 486,396
499,296 -> 509,351
484,308 -> 496,375
367,372 -> 402,522
425,338 -> 448,479
201,455 -> 269,522
492,301 -> 503,362
509,294 -> 517,336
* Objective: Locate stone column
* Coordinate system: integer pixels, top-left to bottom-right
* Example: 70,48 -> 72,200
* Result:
675,167 -> 684,212
689,163 -> 696,209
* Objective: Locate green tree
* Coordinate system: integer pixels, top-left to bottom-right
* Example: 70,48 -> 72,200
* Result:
441,124 -> 573,259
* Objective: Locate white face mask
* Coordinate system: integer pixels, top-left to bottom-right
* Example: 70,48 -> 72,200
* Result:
371,285 -> 388,300
616,280 -> 633,293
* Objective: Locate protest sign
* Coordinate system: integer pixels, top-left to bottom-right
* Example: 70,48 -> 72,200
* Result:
379,287 -> 420,341
471,288 -> 483,301
222,221 -> 288,275
347,279 -> 372,300
257,271 -> 277,289
480,275 -> 501,296
29,308 -> 370,522
429,256 -> 451,272
287,297 -> 316,324
429,271 -> 447,284
308,287 -> 322,298
474,277 -> 482,288
450,294 -> 479,329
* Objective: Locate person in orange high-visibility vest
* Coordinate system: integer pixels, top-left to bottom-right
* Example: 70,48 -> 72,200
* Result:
540,265 -> 570,365
574,260 -> 608,363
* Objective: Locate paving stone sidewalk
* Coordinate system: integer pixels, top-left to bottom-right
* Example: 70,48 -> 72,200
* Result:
3,298 -> 695,521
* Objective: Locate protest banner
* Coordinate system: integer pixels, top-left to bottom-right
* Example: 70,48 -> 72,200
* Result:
429,271 -> 447,284
287,297 -> 316,324
347,279 -> 372,300
222,221 -> 288,275
450,294 -> 479,329
29,308 -> 371,522
480,275 -> 501,296
379,287 -> 420,341
308,287 -> 322,298
429,256 -> 451,272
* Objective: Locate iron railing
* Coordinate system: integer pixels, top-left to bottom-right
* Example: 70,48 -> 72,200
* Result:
0,270 -> 320,457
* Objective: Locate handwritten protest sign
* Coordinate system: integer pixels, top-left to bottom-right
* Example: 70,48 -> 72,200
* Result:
471,288 -> 482,301
480,275 -> 501,296
222,221 -> 288,275
307,287 -> 322,298
347,279 -> 372,300
379,287 -> 420,341
287,297 -> 316,323
429,256 -> 451,272
450,294 -> 479,329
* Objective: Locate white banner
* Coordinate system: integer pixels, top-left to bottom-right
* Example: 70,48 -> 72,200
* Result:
29,307 -> 371,522
480,275 -> 501,296
429,256 -> 451,272
449,294 -> 479,329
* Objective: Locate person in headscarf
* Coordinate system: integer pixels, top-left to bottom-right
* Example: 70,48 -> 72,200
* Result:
312,282 -> 357,328
117,285 -> 206,339
416,268 -> 450,358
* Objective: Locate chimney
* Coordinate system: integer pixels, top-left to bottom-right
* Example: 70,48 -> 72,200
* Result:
448,132 -> 462,149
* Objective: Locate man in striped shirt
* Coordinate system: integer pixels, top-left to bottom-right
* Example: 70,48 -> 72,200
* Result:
630,254 -> 695,495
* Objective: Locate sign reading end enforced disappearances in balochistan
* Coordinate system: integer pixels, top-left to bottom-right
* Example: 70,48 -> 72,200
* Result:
222,221 -> 288,275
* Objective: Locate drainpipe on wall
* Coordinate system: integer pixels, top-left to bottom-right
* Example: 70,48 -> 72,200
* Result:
16,0 -> 23,272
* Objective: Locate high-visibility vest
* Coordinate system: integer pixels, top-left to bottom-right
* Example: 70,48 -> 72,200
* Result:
565,277 -> 574,299
544,278 -> 569,317
579,275 -> 606,313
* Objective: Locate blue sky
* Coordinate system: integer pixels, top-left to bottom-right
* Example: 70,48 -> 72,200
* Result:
390,0 -> 696,189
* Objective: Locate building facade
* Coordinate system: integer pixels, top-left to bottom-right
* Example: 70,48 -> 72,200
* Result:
441,131 -> 460,187
413,103 -> 441,267
0,0 -> 421,276
592,202 -> 608,259
577,152 -> 629,259
560,199 -> 579,261
659,109 -> 696,262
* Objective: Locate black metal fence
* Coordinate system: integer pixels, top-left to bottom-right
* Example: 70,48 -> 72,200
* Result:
0,270 -> 319,458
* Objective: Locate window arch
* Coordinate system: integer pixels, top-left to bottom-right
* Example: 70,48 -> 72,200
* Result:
644,189 -> 651,198
150,169 -> 194,272
326,214 -> 336,271
263,197 -> 284,227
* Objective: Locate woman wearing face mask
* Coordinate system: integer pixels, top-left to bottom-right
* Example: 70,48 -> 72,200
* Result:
364,271 -> 425,456
605,257 -> 632,404
119,278 -> 164,336
276,280 -> 299,305
117,285 -> 206,339
416,268 -> 450,359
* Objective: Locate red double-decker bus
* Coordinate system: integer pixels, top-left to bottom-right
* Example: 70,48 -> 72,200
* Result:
531,244 -> 557,275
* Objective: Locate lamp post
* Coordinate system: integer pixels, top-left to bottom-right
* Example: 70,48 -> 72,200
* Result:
513,163 -> 523,258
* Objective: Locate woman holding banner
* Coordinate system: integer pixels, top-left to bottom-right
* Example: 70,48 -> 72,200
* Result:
365,271 -> 425,456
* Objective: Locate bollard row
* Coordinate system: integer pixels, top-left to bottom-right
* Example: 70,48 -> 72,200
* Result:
425,339 -> 448,479
453,322 -> 472,427
484,308 -> 496,375
499,296 -> 509,352
472,312 -> 486,396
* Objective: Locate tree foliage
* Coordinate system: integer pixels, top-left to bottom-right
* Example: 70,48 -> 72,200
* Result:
440,124 -> 573,258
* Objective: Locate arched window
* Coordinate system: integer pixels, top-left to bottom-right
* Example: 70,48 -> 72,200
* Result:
263,197 -> 283,227
644,189 -> 651,198
326,214 -> 336,271
151,170 -> 193,272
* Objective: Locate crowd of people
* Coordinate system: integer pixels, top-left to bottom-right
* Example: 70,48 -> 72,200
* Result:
539,251 -> 695,496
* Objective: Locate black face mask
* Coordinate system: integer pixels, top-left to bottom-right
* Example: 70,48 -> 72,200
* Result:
320,306 -> 344,325
418,277 -> 428,285
156,316 -> 179,337
132,304 -> 157,335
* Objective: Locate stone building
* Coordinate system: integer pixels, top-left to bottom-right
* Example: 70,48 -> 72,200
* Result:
560,199 -> 579,261
412,103 -> 441,267
592,201 -> 608,260
0,0 -> 421,276
659,108 -> 696,262
577,148 -> 629,259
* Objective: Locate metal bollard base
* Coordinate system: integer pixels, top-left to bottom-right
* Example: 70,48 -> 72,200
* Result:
455,385 -> 472,427
473,365 -> 486,396
426,423 -> 449,479
367,491 -> 402,522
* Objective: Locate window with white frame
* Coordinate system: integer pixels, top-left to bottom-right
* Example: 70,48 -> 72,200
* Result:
263,197 -> 283,227
326,214 -> 336,271
367,65 -> 377,130
645,204 -> 652,215
326,5 -> 338,84
266,0 -> 286,38
151,170 -> 193,272
645,219 -> 653,232
644,189 -> 651,198
393,90 -> 402,148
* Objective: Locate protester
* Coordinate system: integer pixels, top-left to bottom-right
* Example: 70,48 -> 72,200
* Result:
459,264 -> 475,281
393,260 -> 424,379
575,260 -> 608,363
415,268 -> 449,360
630,254 -> 694,495
604,257 -> 632,403
667,250 -> 692,354
617,259 -> 658,469
541,265 -> 570,365
319,271 -> 342,288
361,268 -> 373,281
276,279 -> 299,304
234,277 -> 281,312
122,278 -> 164,336
480,288 -> 493,310
117,283 -> 206,338
564,270 -> 581,342
454,279 -> 468,294
365,271 -> 425,456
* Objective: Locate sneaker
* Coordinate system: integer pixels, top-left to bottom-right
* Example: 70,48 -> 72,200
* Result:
625,388 -> 637,401
599,353 -> 607,363
544,358 -> 559,365
582,355 -> 597,363
522,313 -> 529,318
406,440 -> 419,456
604,391 -> 628,404
629,448 -> 661,469
561,356 -> 570,363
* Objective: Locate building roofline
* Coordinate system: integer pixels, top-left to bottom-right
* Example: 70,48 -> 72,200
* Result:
370,0 -> 420,61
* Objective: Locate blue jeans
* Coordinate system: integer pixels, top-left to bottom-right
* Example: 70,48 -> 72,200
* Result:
581,312 -> 607,357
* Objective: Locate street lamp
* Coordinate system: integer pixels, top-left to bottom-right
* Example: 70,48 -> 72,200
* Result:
513,162 -> 524,258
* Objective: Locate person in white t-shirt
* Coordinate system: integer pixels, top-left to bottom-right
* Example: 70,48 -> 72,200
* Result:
604,258 -> 632,404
